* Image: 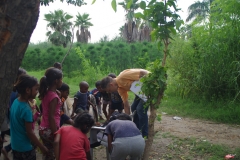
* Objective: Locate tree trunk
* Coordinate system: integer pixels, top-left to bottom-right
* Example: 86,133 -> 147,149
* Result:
142,94 -> 163,160
0,0 -> 40,128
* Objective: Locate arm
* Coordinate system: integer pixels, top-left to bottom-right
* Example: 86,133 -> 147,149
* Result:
123,100 -> 130,115
53,133 -> 61,160
86,151 -> 92,160
88,100 -> 99,122
71,98 -> 77,117
107,134 -> 113,154
118,88 -> 130,115
139,69 -> 149,78
49,98 -> 58,133
25,122 -> 48,154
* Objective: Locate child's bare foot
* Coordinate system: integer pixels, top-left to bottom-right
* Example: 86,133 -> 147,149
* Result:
1,148 -> 9,160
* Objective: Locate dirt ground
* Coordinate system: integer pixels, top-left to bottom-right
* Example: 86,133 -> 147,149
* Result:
1,110 -> 240,160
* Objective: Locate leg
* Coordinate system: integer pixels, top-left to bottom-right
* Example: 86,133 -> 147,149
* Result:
131,96 -> 140,129
92,105 -> 99,122
39,130 -> 55,160
97,104 -> 103,120
102,103 -> 108,119
136,99 -> 148,138
110,139 -> 128,160
2,143 -> 11,160
13,149 -> 36,160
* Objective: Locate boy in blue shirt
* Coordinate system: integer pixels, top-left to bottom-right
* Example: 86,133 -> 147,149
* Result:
72,81 -> 89,116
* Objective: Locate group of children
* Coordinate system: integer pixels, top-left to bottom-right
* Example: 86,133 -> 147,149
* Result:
0,63 -> 145,160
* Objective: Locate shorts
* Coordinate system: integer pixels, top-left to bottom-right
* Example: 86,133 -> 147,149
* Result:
110,102 -> 123,111
103,100 -> 111,105
13,149 -> 36,160
60,114 -> 70,126
75,108 -> 87,114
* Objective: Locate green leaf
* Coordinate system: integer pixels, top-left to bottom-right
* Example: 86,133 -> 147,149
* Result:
91,0 -> 96,4
111,0 -> 117,12
175,20 -> 184,30
134,12 -> 145,19
139,1 -> 146,10
127,0 -> 133,9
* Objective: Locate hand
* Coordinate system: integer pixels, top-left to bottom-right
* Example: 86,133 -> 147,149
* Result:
40,146 -> 49,155
95,122 -> 101,126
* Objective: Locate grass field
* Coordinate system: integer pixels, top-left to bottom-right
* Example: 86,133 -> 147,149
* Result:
28,70 -> 240,125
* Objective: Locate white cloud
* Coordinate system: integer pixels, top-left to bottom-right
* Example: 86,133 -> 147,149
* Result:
30,0 -> 191,44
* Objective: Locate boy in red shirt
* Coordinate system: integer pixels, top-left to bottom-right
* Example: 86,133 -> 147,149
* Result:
53,113 -> 94,160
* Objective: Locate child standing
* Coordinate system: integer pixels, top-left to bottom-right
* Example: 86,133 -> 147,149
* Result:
105,113 -> 145,160
57,83 -> 74,126
38,67 -> 63,160
1,68 -> 27,160
10,74 -> 48,160
72,81 -> 89,116
53,112 -> 94,160
90,81 -> 104,120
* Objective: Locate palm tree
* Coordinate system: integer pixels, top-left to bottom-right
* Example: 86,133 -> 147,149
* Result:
44,10 -> 73,48
119,0 -> 140,43
75,13 -> 93,43
186,0 -> 214,23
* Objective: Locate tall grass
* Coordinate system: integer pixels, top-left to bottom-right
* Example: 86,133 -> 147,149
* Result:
160,93 -> 240,124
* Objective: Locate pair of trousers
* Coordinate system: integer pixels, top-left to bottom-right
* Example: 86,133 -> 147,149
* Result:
131,96 -> 148,137
110,135 -> 145,160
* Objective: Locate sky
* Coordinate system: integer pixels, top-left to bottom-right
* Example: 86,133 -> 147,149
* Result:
30,0 -> 192,44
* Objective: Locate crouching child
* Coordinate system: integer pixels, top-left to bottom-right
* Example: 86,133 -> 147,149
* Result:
105,113 -> 145,160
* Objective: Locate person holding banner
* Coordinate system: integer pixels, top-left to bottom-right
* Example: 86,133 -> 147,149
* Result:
101,69 -> 149,138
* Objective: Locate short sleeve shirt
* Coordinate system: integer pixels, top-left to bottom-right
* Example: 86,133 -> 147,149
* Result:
116,69 -> 149,102
74,91 -> 88,110
55,126 -> 90,160
40,90 -> 62,129
10,99 -> 33,152
105,120 -> 141,140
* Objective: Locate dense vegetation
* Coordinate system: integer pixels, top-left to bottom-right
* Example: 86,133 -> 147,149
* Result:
22,40 -> 161,76
22,0 -> 240,124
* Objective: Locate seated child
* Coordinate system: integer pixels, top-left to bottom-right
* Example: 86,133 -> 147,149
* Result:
90,81 -> 104,120
72,81 -> 89,116
58,83 -> 74,126
105,113 -> 145,160
54,112 -> 94,160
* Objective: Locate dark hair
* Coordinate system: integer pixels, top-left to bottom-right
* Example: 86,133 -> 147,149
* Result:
108,73 -> 116,78
100,76 -> 113,89
13,68 -> 27,91
95,80 -> 101,88
79,81 -> 89,88
58,83 -> 69,91
116,113 -> 132,121
13,74 -> 38,95
109,111 -> 121,122
73,112 -> 94,134
53,62 -> 62,70
38,67 -> 63,100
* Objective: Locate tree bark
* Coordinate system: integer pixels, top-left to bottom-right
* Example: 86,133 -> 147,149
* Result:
0,0 -> 40,128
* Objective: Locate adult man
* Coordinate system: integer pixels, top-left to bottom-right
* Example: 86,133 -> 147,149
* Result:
101,69 -> 149,137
